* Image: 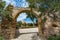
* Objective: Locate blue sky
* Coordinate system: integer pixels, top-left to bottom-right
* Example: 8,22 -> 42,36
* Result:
3,0 -> 29,7
17,13 -> 37,23
3,0 -> 36,23
17,13 -> 27,21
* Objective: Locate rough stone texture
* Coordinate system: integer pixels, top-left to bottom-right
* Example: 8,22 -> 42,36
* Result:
0,16 -> 16,40
44,17 -> 60,37
12,8 -> 40,19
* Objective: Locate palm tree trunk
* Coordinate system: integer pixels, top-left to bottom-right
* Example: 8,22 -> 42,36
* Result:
33,21 -> 35,27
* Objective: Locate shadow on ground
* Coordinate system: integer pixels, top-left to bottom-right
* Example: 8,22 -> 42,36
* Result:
14,28 -> 20,38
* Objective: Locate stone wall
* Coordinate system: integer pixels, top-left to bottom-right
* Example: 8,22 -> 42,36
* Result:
0,17 -> 16,40
44,17 -> 60,37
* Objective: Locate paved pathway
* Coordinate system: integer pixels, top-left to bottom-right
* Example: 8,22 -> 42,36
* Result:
12,33 -> 41,40
12,27 -> 41,40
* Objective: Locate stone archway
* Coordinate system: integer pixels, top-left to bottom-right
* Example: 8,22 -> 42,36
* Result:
0,7 -> 43,40
12,8 -> 39,19
10,7 -> 43,39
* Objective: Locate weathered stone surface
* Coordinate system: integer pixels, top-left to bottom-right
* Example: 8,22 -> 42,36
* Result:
44,17 -> 60,37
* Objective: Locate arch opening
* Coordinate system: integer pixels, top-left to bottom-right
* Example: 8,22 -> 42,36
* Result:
14,11 -> 39,38
16,12 -> 38,28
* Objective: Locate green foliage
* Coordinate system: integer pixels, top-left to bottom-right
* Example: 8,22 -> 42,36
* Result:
48,35 -> 60,40
0,0 -> 5,12
3,4 -> 13,15
39,7 -> 47,12
0,0 -> 13,23
26,0 -> 60,13
26,0 -> 35,3
26,11 -> 36,21
26,0 -> 60,22
2,4 -> 13,22
26,11 -> 37,27
26,0 -> 36,8
0,36 -> 4,40
0,0 -> 5,23
17,21 -> 22,27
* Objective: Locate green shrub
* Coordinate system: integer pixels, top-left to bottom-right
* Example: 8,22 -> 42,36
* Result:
0,36 -> 4,40
48,35 -> 60,40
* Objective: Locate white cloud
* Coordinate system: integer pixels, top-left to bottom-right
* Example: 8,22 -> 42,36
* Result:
3,0 -> 16,7
3,0 -> 10,2
3,0 -> 10,6
22,2 -> 29,7
17,13 -> 27,21
3,0 -> 29,7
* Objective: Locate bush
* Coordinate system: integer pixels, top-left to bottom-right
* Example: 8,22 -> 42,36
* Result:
0,36 -> 4,40
48,35 -> 60,40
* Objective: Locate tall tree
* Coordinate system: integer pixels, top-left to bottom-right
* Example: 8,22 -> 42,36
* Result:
0,0 -> 5,23
0,0 -> 5,37
2,4 -> 13,22
26,11 -> 36,27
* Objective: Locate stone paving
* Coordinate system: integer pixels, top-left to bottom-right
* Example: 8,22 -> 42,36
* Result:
12,33 -> 41,40
12,27 -> 41,40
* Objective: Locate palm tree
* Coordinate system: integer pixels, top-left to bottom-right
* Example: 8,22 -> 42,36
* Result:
26,11 -> 36,27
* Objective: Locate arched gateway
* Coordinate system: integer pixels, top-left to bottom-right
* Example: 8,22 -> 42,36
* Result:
11,7 -> 42,39
1,7 -> 43,40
